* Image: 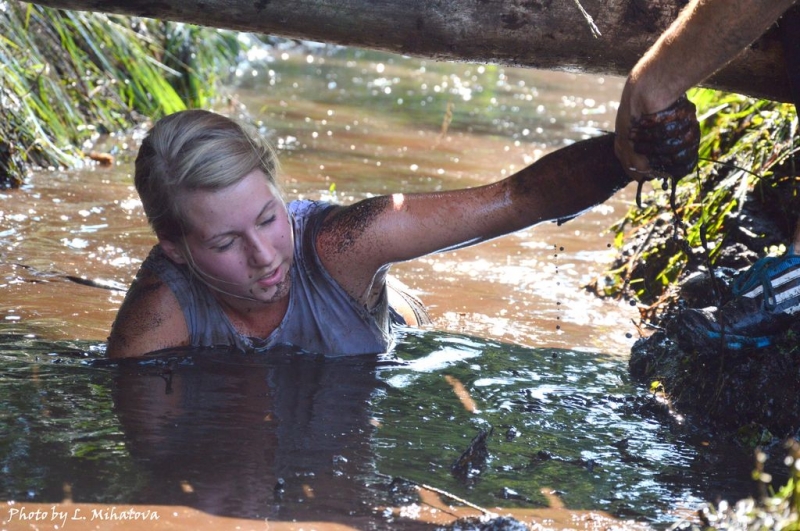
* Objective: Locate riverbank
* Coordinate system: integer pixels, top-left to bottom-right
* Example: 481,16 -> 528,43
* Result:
591,90 -> 800,439
1,1 -> 240,187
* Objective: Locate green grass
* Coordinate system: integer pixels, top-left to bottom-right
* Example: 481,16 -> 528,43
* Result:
0,1 -> 242,187
595,90 -> 799,304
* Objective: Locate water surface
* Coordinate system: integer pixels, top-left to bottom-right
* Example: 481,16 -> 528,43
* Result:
0,334 -> 761,530
0,44 -> 766,529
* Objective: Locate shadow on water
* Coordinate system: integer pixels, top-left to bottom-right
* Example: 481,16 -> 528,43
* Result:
0,329 -> 768,529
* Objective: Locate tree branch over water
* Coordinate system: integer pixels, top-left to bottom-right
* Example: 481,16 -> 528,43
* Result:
28,0 -> 792,102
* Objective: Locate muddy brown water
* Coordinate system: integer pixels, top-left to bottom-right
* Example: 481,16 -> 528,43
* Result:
1,50 -> 638,352
0,44 -> 771,530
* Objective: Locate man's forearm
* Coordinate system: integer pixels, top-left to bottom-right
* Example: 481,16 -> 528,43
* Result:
631,0 -> 796,114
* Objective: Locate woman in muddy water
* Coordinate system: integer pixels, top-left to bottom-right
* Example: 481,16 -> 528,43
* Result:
106,109 -> 682,358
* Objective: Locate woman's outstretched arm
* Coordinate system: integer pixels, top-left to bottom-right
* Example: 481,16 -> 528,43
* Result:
317,133 -> 629,306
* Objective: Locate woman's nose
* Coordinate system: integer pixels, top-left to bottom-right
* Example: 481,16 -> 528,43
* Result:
247,234 -> 275,267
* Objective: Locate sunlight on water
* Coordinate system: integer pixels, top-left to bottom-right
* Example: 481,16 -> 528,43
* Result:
0,42 -> 772,530
0,333 -> 763,528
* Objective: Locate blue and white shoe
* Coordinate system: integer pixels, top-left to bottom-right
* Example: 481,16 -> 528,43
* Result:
674,248 -> 800,351
730,247 -> 800,314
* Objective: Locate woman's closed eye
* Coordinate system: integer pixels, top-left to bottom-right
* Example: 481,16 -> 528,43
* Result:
213,238 -> 237,252
258,215 -> 277,227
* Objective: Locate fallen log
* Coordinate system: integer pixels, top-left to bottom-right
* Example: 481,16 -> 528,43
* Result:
27,0 -> 792,102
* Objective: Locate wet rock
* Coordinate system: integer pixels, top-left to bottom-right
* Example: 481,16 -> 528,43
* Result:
677,267 -> 737,308
387,476 -> 419,506
446,515 -> 529,531
713,242 -> 760,270
504,426 -> 520,441
498,486 -> 531,503
273,477 -> 286,501
452,428 -> 493,486
527,449 -> 601,473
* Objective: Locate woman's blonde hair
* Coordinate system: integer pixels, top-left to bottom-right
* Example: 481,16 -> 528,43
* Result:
134,109 -> 279,241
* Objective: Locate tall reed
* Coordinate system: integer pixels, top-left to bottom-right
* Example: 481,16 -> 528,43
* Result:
0,1 -> 241,187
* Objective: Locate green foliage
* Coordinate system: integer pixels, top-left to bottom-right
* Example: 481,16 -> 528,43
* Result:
156,21 -> 242,109
0,1 -> 241,187
598,90 -> 799,304
698,442 -> 800,530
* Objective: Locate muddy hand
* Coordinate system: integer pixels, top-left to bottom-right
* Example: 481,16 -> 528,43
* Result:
629,95 -> 700,179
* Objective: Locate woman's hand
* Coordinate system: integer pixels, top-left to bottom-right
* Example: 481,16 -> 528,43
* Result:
615,91 -> 700,183
629,95 -> 700,180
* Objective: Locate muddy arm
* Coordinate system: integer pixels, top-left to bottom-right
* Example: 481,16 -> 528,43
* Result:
317,133 -> 629,305
506,133 -> 630,226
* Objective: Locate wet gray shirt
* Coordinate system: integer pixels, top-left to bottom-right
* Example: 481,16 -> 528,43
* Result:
141,200 -> 396,356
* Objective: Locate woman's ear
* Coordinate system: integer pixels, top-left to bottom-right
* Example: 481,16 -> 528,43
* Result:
159,238 -> 188,265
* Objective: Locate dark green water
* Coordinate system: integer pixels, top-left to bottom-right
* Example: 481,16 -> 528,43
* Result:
0,330 -> 762,528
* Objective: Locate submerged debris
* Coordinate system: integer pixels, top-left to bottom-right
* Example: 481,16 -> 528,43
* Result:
452,427 -> 493,486
445,514 -> 530,531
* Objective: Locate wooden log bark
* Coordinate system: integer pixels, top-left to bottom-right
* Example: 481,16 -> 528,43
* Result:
28,0 -> 792,102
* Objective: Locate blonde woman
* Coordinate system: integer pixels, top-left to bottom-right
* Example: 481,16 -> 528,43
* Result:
107,109 -> 633,358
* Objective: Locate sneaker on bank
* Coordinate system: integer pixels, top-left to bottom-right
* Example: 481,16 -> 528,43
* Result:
673,249 -> 800,351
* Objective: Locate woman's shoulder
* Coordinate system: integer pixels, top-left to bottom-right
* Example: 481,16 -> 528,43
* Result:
288,199 -> 341,249
288,198 -> 338,221
106,267 -> 189,357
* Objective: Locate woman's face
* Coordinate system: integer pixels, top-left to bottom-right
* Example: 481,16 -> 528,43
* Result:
173,169 -> 294,308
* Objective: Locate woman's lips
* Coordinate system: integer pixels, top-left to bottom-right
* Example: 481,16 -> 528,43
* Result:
256,267 -> 283,288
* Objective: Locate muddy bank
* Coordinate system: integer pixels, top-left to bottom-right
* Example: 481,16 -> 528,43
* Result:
622,171 -> 800,443
629,325 -> 800,443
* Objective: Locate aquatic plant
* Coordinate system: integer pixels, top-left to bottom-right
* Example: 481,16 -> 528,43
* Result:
0,1 -> 241,187
593,90 -> 799,308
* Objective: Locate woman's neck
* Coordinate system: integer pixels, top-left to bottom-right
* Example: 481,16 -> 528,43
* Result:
217,293 -> 290,339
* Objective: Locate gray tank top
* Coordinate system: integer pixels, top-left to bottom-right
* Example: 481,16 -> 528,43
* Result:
141,199 -> 398,356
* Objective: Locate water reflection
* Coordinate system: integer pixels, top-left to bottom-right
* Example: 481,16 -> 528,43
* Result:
0,332 -> 764,528
114,348 -> 384,525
